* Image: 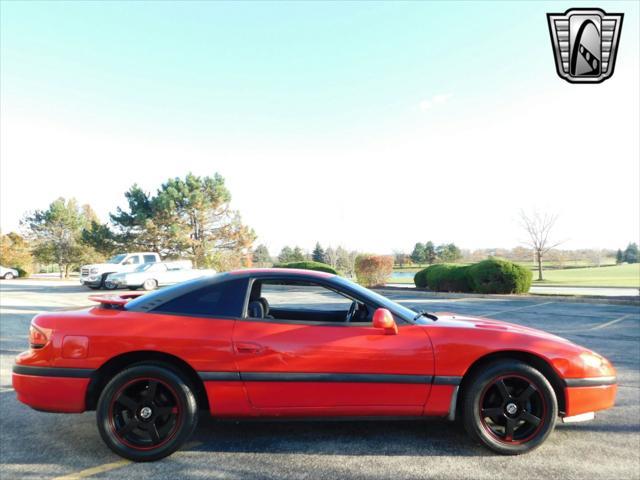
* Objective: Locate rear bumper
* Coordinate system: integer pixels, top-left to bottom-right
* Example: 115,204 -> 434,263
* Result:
564,377 -> 617,417
12,365 -> 91,413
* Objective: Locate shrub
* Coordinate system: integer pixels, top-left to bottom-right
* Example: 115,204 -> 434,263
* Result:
468,258 -> 532,294
414,264 -> 471,292
414,268 -> 430,288
16,267 -> 30,278
429,264 -> 471,292
354,254 -> 394,287
275,261 -> 338,275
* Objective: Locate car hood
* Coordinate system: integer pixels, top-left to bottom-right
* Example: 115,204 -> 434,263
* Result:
84,263 -> 117,269
431,312 -> 574,344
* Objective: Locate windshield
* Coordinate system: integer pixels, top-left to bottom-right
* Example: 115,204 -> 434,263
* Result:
107,254 -> 127,264
332,276 -> 418,322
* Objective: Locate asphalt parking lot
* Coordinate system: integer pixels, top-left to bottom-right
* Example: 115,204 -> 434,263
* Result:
0,279 -> 639,479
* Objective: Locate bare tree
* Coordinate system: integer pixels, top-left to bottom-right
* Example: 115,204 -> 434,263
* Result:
324,247 -> 338,268
519,210 -> 563,281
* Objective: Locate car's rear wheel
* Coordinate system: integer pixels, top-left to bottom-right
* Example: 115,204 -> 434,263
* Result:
462,360 -> 557,455
96,365 -> 198,461
142,279 -> 158,291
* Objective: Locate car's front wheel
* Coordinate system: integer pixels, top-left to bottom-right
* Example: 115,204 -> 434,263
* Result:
102,273 -> 118,290
462,360 -> 557,455
3,272 -> 15,279
96,364 -> 198,461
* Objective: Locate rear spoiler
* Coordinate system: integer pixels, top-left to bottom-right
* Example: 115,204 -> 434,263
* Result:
88,293 -> 144,309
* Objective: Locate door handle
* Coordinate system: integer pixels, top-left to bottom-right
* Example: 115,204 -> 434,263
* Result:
235,342 -> 264,354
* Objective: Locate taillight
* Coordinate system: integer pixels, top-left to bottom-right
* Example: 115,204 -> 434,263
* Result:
29,324 -> 52,349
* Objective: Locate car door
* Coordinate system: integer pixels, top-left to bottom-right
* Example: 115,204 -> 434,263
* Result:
232,277 -> 434,414
122,254 -> 141,272
152,264 -> 172,285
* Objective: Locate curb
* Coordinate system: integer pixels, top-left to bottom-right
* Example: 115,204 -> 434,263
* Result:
374,286 -> 640,306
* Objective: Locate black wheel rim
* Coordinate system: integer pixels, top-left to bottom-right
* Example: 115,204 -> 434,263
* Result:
479,374 -> 547,444
109,377 -> 181,450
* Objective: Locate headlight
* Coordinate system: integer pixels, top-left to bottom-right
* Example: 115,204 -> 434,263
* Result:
580,351 -> 605,370
90,268 -> 98,274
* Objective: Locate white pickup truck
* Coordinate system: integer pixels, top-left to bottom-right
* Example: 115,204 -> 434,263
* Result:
80,252 -> 161,290
105,261 -> 216,291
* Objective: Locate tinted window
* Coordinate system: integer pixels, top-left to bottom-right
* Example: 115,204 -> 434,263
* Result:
143,254 -> 157,263
152,278 -> 246,317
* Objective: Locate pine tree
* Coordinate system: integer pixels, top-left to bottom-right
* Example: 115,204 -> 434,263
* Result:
410,243 -> 426,264
424,241 -> 436,264
253,244 -> 271,266
312,242 -> 326,263
624,243 -> 639,264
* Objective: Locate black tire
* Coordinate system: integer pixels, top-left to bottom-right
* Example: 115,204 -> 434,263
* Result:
142,279 -> 158,291
96,364 -> 198,462
102,273 -> 117,290
87,285 -> 101,290
4,272 -> 15,279
462,360 -> 557,455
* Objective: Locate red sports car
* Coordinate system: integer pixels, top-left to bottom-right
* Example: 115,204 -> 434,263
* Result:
13,269 -> 616,461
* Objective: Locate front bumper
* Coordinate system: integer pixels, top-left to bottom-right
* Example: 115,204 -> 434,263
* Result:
563,377 -> 617,417
80,275 -> 101,287
12,365 -> 91,413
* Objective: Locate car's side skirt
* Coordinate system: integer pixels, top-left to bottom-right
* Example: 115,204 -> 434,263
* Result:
198,371 -> 463,385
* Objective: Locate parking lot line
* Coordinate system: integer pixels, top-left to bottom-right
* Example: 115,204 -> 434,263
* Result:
555,313 -> 635,333
50,459 -> 131,480
49,441 -> 203,480
478,301 -> 556,318
588,313 -> 634,331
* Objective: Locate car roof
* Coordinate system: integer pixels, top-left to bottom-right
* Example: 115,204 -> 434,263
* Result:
227,268 -> 334,278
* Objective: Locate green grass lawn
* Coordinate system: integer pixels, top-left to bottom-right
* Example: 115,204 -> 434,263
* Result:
515,260 -> 616,270
532,263 -> 640,287
389,263 -> 640,287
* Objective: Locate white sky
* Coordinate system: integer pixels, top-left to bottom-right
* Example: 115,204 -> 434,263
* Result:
1,3 -> 638,255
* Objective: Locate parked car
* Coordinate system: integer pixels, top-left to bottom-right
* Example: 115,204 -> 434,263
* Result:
105,262 -> 215,291
0,266 -> 19,279
80,252 -> 161,290
13,269 -> 616,461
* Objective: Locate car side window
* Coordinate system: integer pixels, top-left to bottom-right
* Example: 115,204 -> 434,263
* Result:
263,282 -> 351,310
247,280 -> 369,323
152,278 -> 246,318
124,255 -> 140,265
143,254 -> 157,263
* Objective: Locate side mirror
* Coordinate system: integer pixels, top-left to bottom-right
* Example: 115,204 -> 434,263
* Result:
373,308 -> 398,335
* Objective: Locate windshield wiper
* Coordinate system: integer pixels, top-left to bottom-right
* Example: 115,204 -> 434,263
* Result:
413,310 -> 438,322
